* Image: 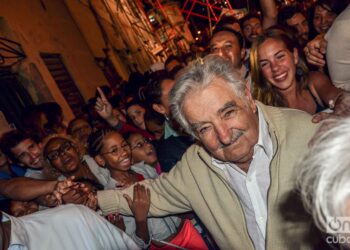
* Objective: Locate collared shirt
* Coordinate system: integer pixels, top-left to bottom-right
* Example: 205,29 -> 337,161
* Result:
212,106 -> 273,250
164,119 -> 179,139
2,204 -> 140,250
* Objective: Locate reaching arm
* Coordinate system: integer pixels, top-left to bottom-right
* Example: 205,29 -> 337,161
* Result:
308,71 -> 350,123
97,156 -> 193,216
0,177 -> 57,201
260,0 -> 277,29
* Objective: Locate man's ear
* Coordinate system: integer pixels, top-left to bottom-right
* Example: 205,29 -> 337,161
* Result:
152,104 -> 166,115
94,155 -> 106,168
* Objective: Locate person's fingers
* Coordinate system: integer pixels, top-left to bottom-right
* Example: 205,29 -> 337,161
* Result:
312,112 -> 332,123
123,194 -> 133,208
306,55 -> 325,67
309,49 -> 324,59
134,184 -> 140,200
146,187 -> 151,199
97,87 -> 108,101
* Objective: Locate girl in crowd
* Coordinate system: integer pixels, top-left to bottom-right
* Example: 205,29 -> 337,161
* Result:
144,110 -> 165,141
250,29 -> 345,116
125,100 -> 147,131
88,129 -> 207,250
124,132 -> 162,175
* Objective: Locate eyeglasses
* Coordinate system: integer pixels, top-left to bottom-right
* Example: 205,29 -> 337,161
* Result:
100,141 -> 130,156
131,138 -> 151,150
47,141 -> 73,161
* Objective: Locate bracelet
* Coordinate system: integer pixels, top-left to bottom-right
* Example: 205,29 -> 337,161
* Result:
329,92 -> 343,109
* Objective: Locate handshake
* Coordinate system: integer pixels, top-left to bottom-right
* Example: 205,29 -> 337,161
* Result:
44,176 -> 98,210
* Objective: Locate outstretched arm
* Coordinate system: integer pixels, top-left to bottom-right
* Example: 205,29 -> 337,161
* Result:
308,71 -> 350,123
97,156 -> 193,216
0,178 -> 57,201
260,0 -> 277,29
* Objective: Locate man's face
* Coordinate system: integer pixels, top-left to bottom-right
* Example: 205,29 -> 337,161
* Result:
11,139 -> 43,169
286,13 -> 309,46
182,78 -> 259,165
243,17 -> 263,43
210,31 -> 244,69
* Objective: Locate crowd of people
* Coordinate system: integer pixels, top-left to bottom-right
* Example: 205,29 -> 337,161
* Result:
1,0 -> 350,249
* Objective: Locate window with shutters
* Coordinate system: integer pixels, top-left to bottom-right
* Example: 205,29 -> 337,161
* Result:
40,53 -> 85,116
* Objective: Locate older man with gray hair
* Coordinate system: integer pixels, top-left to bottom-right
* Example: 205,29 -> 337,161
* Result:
298,116 -> 350,248
96,55 -> 320,249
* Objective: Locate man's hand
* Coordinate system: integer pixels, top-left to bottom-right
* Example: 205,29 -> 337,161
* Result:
84,191 -> 98,210
312,92 -> 350,123
106,212 -> 126,231
123,184 -> 150,223
41,193 -> 60,207
304,34 -> 327,68
61,185 -> 89,205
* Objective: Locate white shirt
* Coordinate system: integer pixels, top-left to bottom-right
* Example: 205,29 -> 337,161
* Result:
24,169 -> 44,179
3,204 -> 140,250
212,106 -> 273,250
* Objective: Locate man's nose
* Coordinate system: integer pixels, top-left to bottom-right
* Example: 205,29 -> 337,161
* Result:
215,123 -> 232,146
29,151 -> 37,159
218,48 -> 226,57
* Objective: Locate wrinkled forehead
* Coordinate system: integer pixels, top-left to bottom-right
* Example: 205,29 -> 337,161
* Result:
183,78 -> 244,113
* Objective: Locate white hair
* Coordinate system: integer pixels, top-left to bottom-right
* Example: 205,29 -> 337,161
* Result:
169,54 -> 246,137
297,117 -> 350,234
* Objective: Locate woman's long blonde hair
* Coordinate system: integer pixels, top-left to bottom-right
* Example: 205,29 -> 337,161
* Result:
250,27 -> 309,107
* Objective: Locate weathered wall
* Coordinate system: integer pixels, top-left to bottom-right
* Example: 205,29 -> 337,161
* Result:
0,0 -> 109,121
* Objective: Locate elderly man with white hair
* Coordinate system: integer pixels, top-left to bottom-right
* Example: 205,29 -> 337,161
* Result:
93,55 -> 321,249
298,116 -> 350,248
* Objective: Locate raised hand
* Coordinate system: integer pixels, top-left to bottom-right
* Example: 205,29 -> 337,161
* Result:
123,184 -> 150,223
95,87 -> 119,126
304,34 -> 327,68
